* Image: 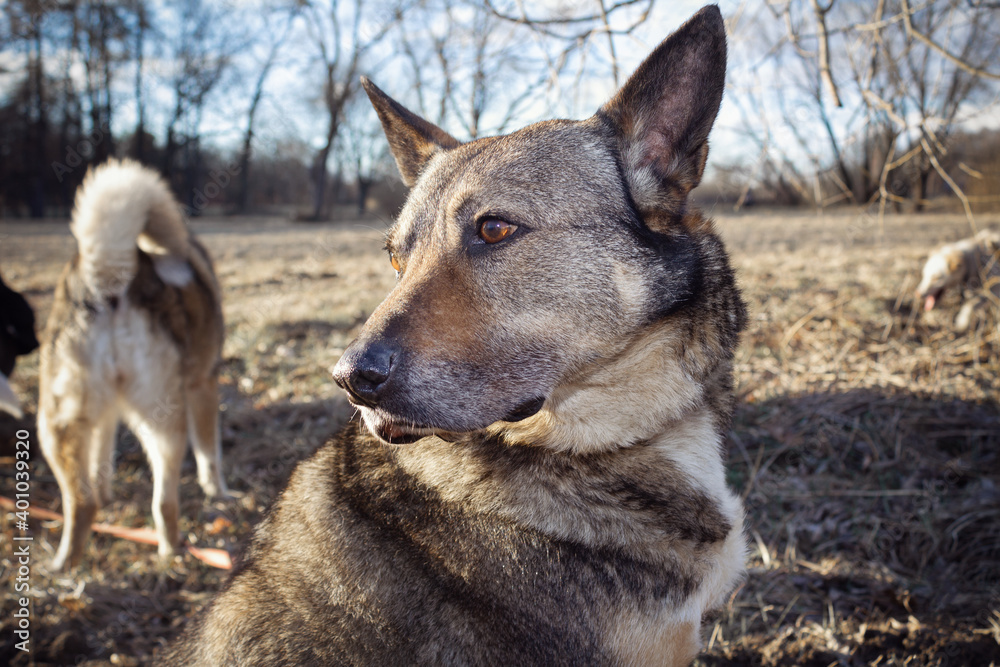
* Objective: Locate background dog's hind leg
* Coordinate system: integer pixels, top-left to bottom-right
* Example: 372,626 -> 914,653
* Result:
39,409 -> 102,572
87,410 -> 119,508
124,405 -> 187,560
186,377 -> 228,499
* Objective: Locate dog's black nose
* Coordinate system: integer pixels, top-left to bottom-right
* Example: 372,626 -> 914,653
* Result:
332,342 -> 395,407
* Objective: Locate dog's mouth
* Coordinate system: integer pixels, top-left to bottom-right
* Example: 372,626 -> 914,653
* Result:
921,287 -> 945,311
376,422 -> 434,445
357,408 -> 442,445
356,396 -> 547,445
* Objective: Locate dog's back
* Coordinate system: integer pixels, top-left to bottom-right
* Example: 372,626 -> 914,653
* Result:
42,161 -> 223,409
39,160 -> 227,571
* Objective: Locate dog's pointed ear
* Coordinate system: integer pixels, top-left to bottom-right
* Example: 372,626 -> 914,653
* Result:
361,76 -> 461,187
598,5 -> 726,217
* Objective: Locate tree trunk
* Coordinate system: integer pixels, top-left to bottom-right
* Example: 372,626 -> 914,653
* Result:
914,165 -> 931,212
28,18 -> 47,218
235,13 -> 294,213
164,125 -> 177,182
99,7 -> 114,161
163,93 -> 184,183
237,74 -> 268,213
357,178 -> 371,215
310,146 -> 332,221
237,129 -> 254,213
133,4 -> 146,162
310,106 -> 340,221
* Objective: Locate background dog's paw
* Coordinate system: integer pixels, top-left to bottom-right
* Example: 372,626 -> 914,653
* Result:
48,553 -> 73,574
198,475 -> 233,502
156,537 -> 182,560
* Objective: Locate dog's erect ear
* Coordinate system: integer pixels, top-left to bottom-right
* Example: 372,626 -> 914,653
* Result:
361,76 -> 461,187
598,5 -> 726,217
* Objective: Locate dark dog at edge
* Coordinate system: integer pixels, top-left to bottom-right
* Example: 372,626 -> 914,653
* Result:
161,6 -> 747,665
0,272 -> 39,418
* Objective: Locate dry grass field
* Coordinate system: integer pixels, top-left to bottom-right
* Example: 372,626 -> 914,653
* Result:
1,207 -> 998,666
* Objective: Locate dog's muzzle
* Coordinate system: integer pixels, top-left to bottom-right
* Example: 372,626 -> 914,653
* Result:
332,342 -> 395,408
332,338 -> 547,445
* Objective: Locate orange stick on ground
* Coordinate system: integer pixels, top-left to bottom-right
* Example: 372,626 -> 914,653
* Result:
0,495 -> 232,570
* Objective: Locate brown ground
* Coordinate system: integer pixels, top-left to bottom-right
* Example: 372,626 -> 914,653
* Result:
1,207 -> 998,666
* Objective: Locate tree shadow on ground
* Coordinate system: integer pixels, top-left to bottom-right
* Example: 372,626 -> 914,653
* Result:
703,387 -> 1000,666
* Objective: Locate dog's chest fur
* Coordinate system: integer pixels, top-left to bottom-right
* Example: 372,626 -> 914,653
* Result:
172,418 -> 742,666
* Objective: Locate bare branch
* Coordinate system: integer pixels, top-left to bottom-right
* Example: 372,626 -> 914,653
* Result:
920,135 -> 977,230
862,89 -> 907,127
809,0 -> 842,106
900,0 -> 1000,80
482,0 -> 649,27
597,0 -> 619,87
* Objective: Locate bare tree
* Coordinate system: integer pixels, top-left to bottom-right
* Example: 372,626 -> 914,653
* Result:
483,0 -> 655,106
235,2 -> 299,213
301,0 -> 400,221
7,0 -> 51,216
160,0 -> 242,208
338,99 -> 394,215
396,0 -> 547,140
129,0 -> 151,162
71,0 -> 135,164
890,0 -> 998,210
728,0 -> 1000,215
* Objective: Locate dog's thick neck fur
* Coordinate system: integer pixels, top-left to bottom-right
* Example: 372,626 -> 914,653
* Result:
394,405 -> 742,558
374,406 -> 746,661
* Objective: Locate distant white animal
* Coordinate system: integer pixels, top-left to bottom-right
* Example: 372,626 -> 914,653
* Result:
916,229 -> 1000,331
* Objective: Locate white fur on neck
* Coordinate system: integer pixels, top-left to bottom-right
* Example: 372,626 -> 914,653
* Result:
491,326 -> 704,454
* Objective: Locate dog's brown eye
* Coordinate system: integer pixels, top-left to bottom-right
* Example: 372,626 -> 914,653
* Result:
479,218 -> 517,244
390,254 -> 401,272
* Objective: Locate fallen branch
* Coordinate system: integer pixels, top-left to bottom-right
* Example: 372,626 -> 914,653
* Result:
0,495 -> 232,570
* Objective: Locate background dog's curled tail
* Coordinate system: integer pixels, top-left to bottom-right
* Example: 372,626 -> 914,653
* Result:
71,159 -> 188,297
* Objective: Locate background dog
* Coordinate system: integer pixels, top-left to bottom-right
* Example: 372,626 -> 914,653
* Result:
163,6 -> 746,665
916,229 -> 1000,331
0,272 -> 39,418
39,159 -> 228,572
